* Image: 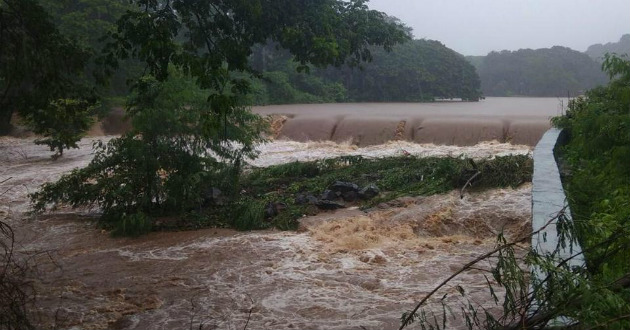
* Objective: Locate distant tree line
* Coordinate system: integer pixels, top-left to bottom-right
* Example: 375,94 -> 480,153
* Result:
585,34 -> 630,62
247,38 -> 483,104
468,46 -> 608,97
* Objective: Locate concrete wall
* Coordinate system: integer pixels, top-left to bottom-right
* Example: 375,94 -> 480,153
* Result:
532,128 -> 583,263
530,128 -> 584,325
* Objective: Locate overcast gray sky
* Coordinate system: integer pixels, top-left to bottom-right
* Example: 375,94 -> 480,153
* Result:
367,0 -> 630,56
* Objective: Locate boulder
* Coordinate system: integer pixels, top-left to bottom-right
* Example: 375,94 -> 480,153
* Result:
358,184 -> 380,199
295,193 -> 319,205
329,181 -> 359,193
341,190 -> 358,202
295,193 -> 308,205
306,194 -> 319,204
320,189 -> 338,201
265,202 -> 288,218
315,199 -> 345,210
265,202 -> 278,218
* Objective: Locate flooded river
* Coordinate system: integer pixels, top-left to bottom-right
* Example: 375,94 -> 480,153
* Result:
96,98 -> 565,146
254,97 -> 565,146
0,133 -> 533,329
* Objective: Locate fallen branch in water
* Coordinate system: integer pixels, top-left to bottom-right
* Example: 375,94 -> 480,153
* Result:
460,171 -> 481,198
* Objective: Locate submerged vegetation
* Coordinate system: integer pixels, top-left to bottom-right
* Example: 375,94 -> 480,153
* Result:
31,154 -> 532,234
238,154 -> 531,230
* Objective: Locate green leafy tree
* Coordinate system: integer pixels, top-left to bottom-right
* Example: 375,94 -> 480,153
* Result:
23,99 -> 97,158
32,73 -> 266,235
0,0 -> 97,154
37,0 -> 140,96
31,0 -> 409,235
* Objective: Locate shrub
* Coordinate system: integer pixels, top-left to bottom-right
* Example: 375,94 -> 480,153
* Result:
30,73 -> 266,235
23,98 -> 98,158
231,198 -> 268,231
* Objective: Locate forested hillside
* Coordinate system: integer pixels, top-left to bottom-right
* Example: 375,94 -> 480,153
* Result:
585,34 -> 630,62
8,0 -> 481,109
248,39 -> 482,104
468,46 -> 607,97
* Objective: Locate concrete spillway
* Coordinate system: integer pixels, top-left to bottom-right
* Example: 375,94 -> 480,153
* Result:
254,97 -> 565,146
92,97 -> 565,147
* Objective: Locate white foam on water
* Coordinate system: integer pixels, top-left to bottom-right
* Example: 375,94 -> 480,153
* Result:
251,139 -> 531,167
1,135 -> 533,329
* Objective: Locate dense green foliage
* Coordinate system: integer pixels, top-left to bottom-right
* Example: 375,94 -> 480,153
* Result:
329,39 -> 481,101
31,73 -> 266,236
236,155 -> 530,230
98,0 -> 408,92
23,99 -> 97,158
585,34 -> 630,62
553,54 -> 630,280
0,0 -> 98,153
30,0 -> 410,235
469,46 -> 608,97
249,39 -> 482,103
32,152 -> 532,234
400,55 -> 630,330
37,0 -> 141,97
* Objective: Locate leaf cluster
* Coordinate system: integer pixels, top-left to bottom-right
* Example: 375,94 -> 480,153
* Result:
553,54 -> 630,277
98,0 -> 410,93
241,155 -> 531,230
30,73 -> 266,236
0,0 -> 99,154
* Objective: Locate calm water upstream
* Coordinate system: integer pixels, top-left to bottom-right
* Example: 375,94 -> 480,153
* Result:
253,97 -> 566,146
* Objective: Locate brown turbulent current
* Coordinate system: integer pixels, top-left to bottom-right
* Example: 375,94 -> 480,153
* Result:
1,127 -> 533,329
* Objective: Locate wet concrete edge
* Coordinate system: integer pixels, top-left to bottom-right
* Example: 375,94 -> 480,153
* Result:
530,128 -> 584,324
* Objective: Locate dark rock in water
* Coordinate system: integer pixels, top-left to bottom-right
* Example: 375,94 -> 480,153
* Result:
315,199 -> 345,210
321,189 -> 338,201
359,184 -> 380,199
265,202 -> 278,218
295,193 -> 308,205
265,202 -> 288,218
341,190 -> 358,202
329,181 -> 359,193
203,187 -> 223,205
306,194 -> 319,204
296,193 -> 319,205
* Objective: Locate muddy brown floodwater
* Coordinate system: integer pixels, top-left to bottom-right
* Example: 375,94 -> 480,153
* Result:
254,97 -> 565,146
1,131 -> 533,329
94,97 -> 565,147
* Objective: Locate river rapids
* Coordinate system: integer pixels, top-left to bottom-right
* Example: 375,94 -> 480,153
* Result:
0,136 -> 532,330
